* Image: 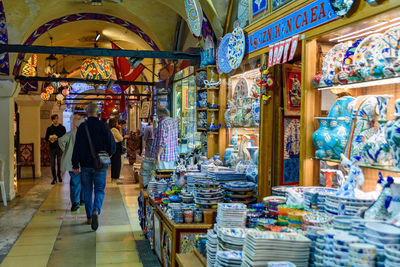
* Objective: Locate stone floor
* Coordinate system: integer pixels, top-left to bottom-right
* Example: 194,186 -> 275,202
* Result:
0,162 -> 160,267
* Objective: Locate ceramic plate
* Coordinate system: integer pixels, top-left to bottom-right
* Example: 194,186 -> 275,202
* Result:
184,0 -> 203,38
342,38 -> 364,71
353,34 -> 389,66
218,33 -> 233,73
329,0 -> 354,16
383,26 -> 400,58
227,26 -> 245,69
322,43 -> 349,76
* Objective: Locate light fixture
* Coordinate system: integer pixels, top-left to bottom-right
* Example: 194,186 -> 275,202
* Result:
95,31 -> 101,42
329,22 -> 387,42
91,0 -> 102,5
318,77 -> 400,91
60,55 -> 69,76
45,37 -> 57,63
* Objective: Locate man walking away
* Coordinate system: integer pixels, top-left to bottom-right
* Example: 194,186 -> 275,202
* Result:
59,111 -> 85,212
45,114 -> 66,184
151,107 -> 179,170
72,103 -> 116,231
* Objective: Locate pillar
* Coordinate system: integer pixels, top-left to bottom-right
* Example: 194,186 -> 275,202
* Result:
15,95 -> 42,178
0,79 -> 19,201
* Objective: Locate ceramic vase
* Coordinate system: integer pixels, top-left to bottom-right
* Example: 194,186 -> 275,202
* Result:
363,95 -> 393,166
386,99 -> 400,169
231,130 -> 239,147
347,96 -> 378,159
224,146 -> 235,163
330,118 -> 349,160
246,163 -> 258,183
195,71 -> 207,88
313,117 -> 334,158
328,96 -> 355,130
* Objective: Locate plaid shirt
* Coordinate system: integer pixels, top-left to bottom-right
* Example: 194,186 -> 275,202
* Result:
151,116 -> 179,162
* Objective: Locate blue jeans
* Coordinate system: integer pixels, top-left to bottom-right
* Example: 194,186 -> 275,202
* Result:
81,167 -> 107,219
69,171 -> 82,205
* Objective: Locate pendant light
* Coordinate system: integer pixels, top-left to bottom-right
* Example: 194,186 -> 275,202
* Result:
60,55 -> 69,76
44,36 -> 57,75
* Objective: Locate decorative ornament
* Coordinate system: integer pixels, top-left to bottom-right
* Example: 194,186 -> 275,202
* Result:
21,54 -> 37,77
46,85 -> 55,94
40,92 -> 50,101
218,33 -> 233,73
56,93 -> 64,101
329,0 -> 354,16
62,88 -> 70,96
184,0 -> 203,38
80,58 -> 112,80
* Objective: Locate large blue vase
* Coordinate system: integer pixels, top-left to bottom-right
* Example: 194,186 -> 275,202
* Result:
313,117 -> 335,158
386,99 -> 400,169
330,118 -> 349,159
328,96 -> 355,130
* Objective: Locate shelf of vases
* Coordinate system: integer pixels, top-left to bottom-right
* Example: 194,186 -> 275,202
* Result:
197,87 -> 220,91
316,76 -> 400,91
312,157 -> 400,173
197,127 -> 219,134
196,108 -> 220,112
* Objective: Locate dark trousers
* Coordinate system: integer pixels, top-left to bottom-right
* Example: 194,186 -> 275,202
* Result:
50,149 -> 62,180
110,152 -> 121,179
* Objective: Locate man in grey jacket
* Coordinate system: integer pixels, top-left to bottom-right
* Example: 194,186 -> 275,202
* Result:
59,110 -> 85,211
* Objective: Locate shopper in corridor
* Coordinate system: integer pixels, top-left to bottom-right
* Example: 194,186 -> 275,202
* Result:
72,103 -> 116,230
45,114 -> 66,184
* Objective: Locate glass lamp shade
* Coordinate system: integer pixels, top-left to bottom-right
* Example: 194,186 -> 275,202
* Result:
41,92 -> 50,101
62,88 -> 70,96
56,93 -> 64,101
46,85 -> 55,94
80,58 -> 112,80
44,65 -> 54,75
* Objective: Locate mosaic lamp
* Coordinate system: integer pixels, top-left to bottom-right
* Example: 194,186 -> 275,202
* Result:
80,58 -> 112,80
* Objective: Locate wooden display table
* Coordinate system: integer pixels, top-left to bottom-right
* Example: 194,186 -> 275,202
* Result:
142,190 -> 213,267
176,248 -> 206,267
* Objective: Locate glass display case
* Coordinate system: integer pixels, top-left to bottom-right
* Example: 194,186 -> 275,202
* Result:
172,67 -> 200,154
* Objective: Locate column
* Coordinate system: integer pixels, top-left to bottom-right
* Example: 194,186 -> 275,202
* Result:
15,95 -> 42,178
0,79 -> 18,201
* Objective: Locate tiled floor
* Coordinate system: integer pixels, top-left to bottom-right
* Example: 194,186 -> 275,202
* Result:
0,164 -> 160,267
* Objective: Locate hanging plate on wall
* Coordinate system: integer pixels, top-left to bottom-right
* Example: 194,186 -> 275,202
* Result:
218,33 -> 233,74
383,26 -> 400,58
227,26 -> 246,70
184,0 -> 203,38
329,0 -> 354,16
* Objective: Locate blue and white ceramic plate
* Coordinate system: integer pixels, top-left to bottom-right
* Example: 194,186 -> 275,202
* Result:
227,26 -> 245,70
218,33 -> 233,73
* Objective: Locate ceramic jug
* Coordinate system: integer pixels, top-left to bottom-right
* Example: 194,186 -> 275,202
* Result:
312,117 -> 335,159
386,98 -> 400,169
363,95 -> 393,166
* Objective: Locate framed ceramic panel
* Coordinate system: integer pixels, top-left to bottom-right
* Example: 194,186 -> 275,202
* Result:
283,64 -> 301,116
281,116 -> 300,185
272,0 -> 294,10
179,233 -> 198,254
250,0 -> 268,19
153,213 -> 162,261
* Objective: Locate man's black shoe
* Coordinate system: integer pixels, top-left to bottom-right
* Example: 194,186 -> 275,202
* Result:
51,180 -> 57,185
91,212 -> 99,231
58,177 -> 62,183
71,202 -> 80,212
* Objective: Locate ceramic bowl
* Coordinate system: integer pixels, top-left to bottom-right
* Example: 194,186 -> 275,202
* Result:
349,243 -> 376,255
384,251 -> 400,263
385,244 -> 400,258
364,231 -> 400,244
334,234 -> 359,246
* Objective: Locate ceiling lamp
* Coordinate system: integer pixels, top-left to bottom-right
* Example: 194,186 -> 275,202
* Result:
60,55 -> 69,76
22,54 -> 37,77
80,58 -> 112,80
41,92 -> 50,101
56,93 -> 64,101
91,0 -> 102,5
46,85 -> 55,94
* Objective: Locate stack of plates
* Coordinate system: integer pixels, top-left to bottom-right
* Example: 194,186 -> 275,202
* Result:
216,203 -> 247,228
207,169 -> 247,183
332,234 -> 360,266
156,179 -> 168,193
349,243 -> 377,267
364,222 -> 400,266
217,228 -> 251,251
215,251 -> 242,267
323,229 -> 347,267
207,229 -> 218,267
384,244 -> 400,267
303,187 -> 338,212
325,195 -> 374,216
193,182 -> 224,207
147,179 -> 158,194
241,231 -> 311,267
223,182 -> 257,204
185,172 -> 208,193
314,230 -> 325,267
305,226 -> 323,266
272,186 -> 288,197
333,215 -> 360,231
263,196 -> 286,219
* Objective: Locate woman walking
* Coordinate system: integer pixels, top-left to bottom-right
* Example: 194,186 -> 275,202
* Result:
109,118 -> 123,184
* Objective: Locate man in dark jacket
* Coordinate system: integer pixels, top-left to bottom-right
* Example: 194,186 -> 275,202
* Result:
45,114 -> 66,184
72,103 -> 116,231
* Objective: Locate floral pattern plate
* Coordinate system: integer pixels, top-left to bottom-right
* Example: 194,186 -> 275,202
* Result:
342,38 -> 364,71
227,26 -> 245,70
218,33 -> 233,73
184,0 -> 203,38
329,0 -> 354,16
353,34 -> 389,66
383,26 -> 400,58
322,43 -> 349,76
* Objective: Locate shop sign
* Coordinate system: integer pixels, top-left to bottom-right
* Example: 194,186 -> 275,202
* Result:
246,0 -> 339,54
268,35 -> 298,67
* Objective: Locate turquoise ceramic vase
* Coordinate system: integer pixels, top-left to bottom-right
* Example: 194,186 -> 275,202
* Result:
330,118 -> 349,160
313,117 -> 334,158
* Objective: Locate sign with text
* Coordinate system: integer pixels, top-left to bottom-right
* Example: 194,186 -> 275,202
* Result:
246,0 -> 338,54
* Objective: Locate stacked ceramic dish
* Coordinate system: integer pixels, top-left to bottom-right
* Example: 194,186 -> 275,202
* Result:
332,215 -> 360,231
267,262 -> 296,267
217,228 -> 250,251
185,172 -> 208,192
364,222 -> 400,266
348,243 -> 377,267
384,244 -> 400,267
272,186 -> 288,197
207,229 -> 218,267
193,181 -> 224,207
313,230 -> 326,267
322,229 -> 347,267
216,203 -> 247,228
207,169 -> 247,183
303,212 -> 333,229
303,187 -> 338,212
332,234 -> 360,266
215,251 -> 242,267
156,179 -> 168,193
241,231 -> 311,267
325,195 -> 374,216
263,196 -> 286,219
223,181 -> 257,204
147,179 -> 158,194
305,226 -> 323,266
180,191 -> 194,203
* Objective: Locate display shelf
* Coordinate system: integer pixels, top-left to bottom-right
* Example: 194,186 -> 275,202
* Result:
197,108 -> 207,111
313,157 -> 400,173
207,108 -> 220,112
207,131 -> 219,135
316,76 -> 400,91
195,65 -> 216,73
197,127 -> 207,131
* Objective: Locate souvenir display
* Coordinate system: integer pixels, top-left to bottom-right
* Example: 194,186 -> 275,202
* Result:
207,229 -> 218,266
218,34 -> 233,74
321,43 -> 349,86
386,99 -> 400,169
216,203 -> 247,228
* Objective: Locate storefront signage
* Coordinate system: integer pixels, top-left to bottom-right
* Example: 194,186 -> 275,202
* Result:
268,35 -> 298,67
246,0 -> 339,54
